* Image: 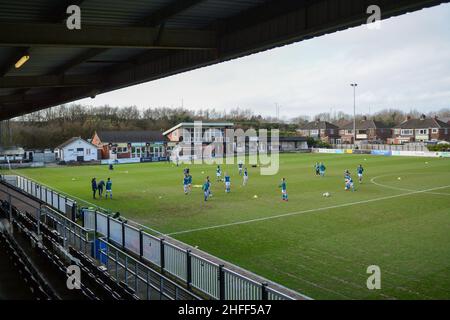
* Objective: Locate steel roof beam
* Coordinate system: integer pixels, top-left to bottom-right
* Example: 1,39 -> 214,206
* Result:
0,75 -> 102,89
0,23 -> 217,50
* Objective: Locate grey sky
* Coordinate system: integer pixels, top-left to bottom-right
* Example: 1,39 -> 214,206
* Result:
76,3 -> 450,119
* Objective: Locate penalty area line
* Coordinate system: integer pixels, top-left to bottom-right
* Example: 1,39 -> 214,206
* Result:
167,184 -> 450,236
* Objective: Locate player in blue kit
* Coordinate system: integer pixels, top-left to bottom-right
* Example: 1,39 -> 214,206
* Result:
105,178 -> 113,199
202,177 -> 211,201
224,173 -> 231,193
345,175 -> 355,192
279,178 -> 288,201
183,174 -> 190,195
319,162 -> 326,177
357,165 -> 364,183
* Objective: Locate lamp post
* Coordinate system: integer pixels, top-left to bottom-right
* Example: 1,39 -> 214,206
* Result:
350,83 -> 358,144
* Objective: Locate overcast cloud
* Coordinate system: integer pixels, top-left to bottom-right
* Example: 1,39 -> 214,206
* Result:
75,3 -> 450,119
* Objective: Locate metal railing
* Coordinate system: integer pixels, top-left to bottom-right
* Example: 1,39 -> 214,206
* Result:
0,181 -> 199,300
1,174 -> 299,300
99,238 -> 197,300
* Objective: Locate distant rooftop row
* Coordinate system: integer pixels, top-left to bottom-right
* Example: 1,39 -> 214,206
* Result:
297,115 -> 450,144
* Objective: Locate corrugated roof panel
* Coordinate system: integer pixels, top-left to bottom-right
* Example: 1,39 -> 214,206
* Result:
165,0 -> 268,28
80,0 -> 171,26
0,0 -> 61,23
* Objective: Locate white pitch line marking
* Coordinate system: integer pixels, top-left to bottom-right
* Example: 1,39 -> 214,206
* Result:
370,175 -> 450,196
167,183 -> 450,236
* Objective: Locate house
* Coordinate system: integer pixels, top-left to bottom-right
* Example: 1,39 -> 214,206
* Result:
389,115 -> 450,144
91,130 -> 168,160
163,122 -> 234,156
163,122 -> 235,143
339,117 -> 391,144
297,120 -> 340,144
55,137 -> 98,162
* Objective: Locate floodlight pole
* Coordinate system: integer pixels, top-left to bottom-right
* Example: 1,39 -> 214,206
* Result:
350,83 -> 358,144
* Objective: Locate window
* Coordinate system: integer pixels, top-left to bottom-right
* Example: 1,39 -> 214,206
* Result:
329,129 -> 334,135
310,130 -> 319,136
77,148 -> 83,152
445,129 -> 448,135
68,149 -> 74,152
86,149 -> 91,155
401,129 -> 413,135
417,129 -> 428,135
432,128 -> 439,134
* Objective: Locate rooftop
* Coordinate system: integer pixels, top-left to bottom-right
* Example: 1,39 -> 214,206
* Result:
96,130 -> 167,143
394,117 -> 450,129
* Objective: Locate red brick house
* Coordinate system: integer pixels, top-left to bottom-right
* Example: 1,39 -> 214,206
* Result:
389,115 -> 450,144
297,121 -> 340,144
92,130 -> 167,160
339,117 -> 391,143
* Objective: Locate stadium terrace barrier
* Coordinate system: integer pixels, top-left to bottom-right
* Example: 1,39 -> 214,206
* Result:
1,174 -> 298,300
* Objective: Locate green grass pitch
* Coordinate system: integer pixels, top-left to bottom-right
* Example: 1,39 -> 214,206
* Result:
4,153 -> 450,300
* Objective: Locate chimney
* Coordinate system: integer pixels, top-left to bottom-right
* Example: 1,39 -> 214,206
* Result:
362,116 -> 367,121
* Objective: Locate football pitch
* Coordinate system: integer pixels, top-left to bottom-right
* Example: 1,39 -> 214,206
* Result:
5,153 -> 450,300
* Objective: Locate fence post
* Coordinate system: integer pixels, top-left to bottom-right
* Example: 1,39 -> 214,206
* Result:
121,221 -> 126,249
139,230 -> 143,259
160,239 -> 165,274
218,264 -> 225,300
36,206 -> 41,237
72,201 -> 77,222
186,249 -> 192,289
107,214 -> 110,242
93,211 -> 97,259
8,193 -> 13,234
261,282 -> 268,300
50,189 -> 54,207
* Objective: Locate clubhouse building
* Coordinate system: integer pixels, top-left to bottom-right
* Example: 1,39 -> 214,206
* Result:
91,130 -> 168,162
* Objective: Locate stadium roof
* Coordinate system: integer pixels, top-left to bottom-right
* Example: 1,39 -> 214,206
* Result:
1,0 -> 448,120
394,117 -> 450,129
96,130 -> 167,143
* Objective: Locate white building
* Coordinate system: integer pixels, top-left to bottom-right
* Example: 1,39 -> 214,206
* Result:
55,137 -> 98,162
